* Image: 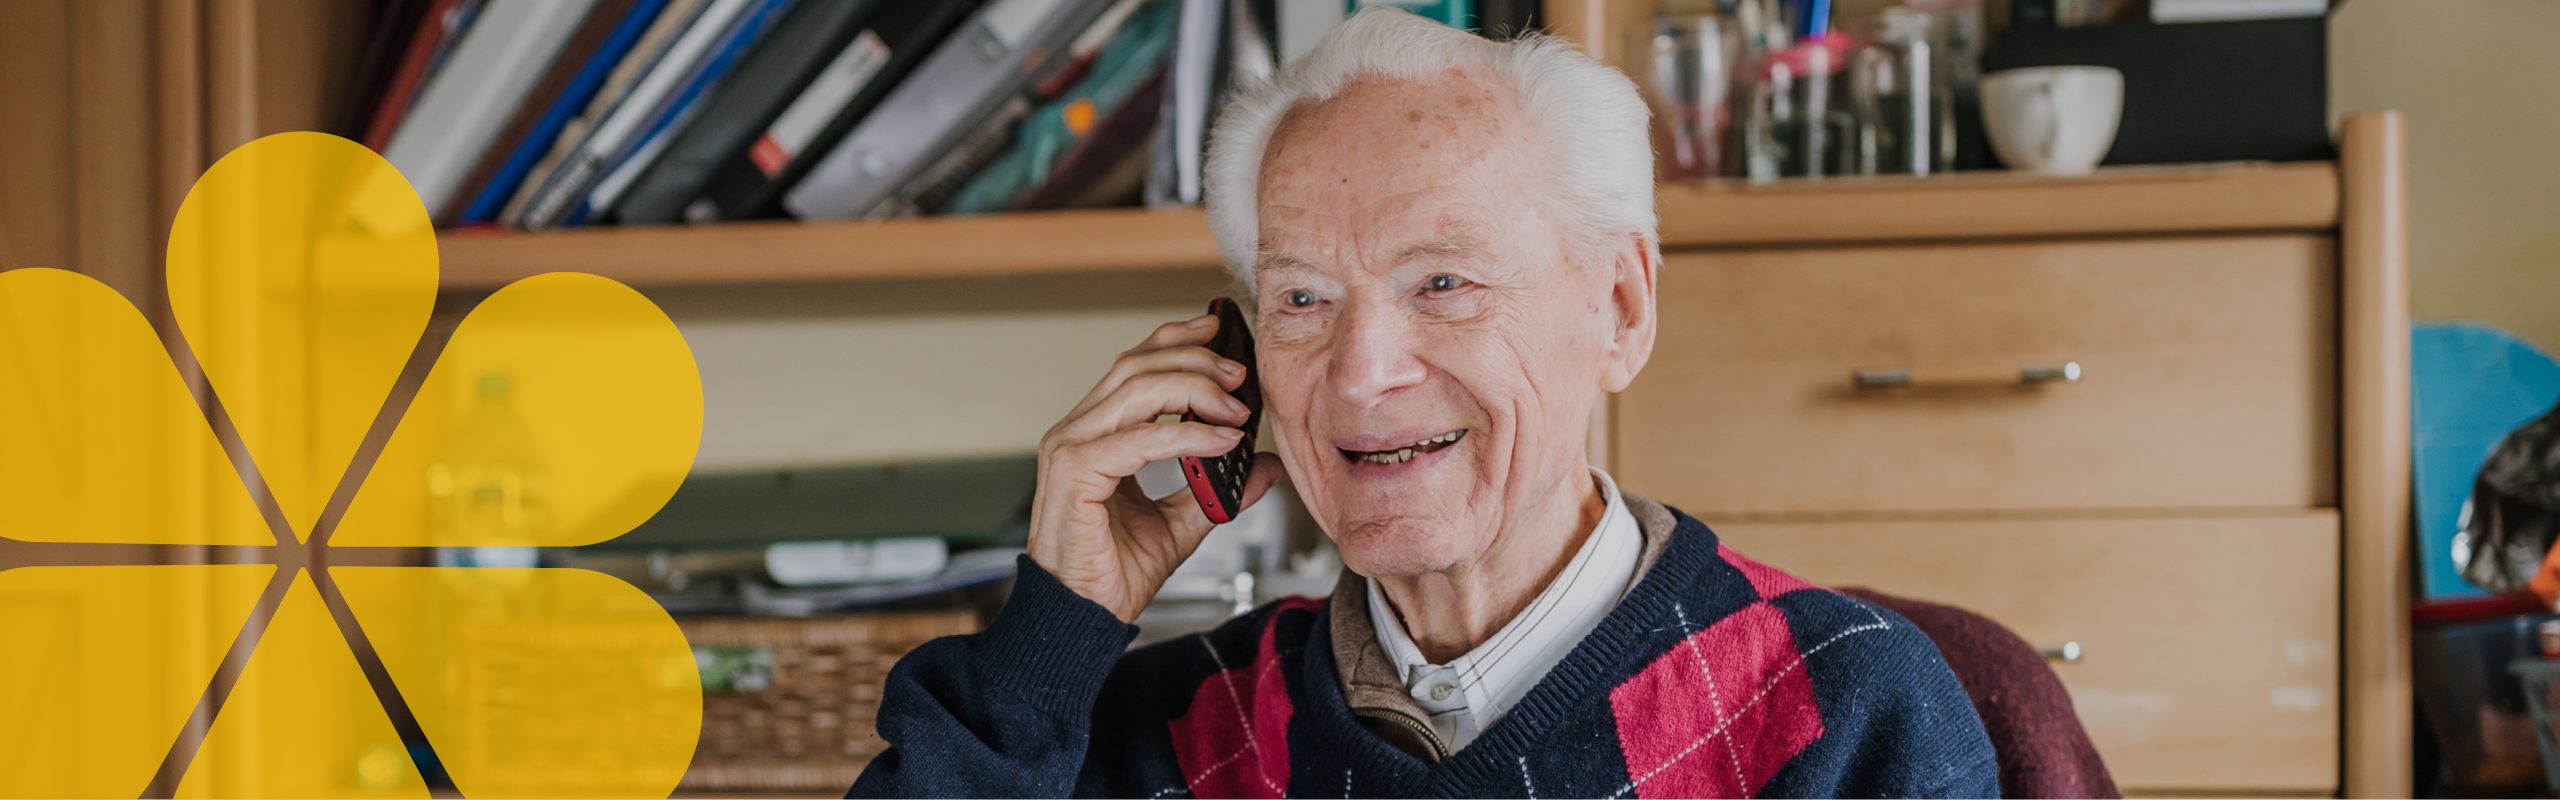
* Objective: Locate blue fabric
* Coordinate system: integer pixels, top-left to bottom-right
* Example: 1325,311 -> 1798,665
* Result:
2414,322 -> 2560,599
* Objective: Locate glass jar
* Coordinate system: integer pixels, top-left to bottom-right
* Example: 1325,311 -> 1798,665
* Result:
1849,7 -> 1957,176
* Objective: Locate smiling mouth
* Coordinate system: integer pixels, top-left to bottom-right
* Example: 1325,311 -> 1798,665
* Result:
1341,429 -> 1468,465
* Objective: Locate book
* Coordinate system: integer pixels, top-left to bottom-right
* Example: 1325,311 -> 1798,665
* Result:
510,0 -> 759,230
1353,0 -> 1472,27
2151,0 -> 2326,23
498,0 -> 711,226
604,0 -> 885,225
779,0 -> 1124,220
574,0 -> 798,225
412,0 -> 492,102
1143,0 -> 1221,208
452,0 -> 672,226
689,0 -> 989,222
360,0 -> 476,150
337,0 -> 435,141
373,0 -> 603,227
874,95 -> 1034,218
1227,0 -> 1275,104
1275,0 -> 1344,66
439,0 -> 650,223
1142,0 -> 1269,208
1473,0 -> 1538,38
945,0 -> 1178,215
1008,65 -> 1165,210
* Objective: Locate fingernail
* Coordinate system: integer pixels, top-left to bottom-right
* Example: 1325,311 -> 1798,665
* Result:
1219,359 -> 1244,375
1228,398 -> 1251,416
1219,426 -> 1246,439
1188,314 -> 1215,327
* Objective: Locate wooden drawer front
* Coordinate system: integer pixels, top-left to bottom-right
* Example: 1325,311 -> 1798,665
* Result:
1618,235 -> 2336,515
1711,513 -> 2341,793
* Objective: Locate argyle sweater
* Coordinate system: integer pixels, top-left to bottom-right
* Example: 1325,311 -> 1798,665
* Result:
852,506 -> 1998,798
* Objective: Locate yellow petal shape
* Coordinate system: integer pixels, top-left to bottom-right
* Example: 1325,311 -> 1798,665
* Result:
334,273 -> 699,548
0,268 -> 271,545
333,566 -> 700,798
176,570 -> 425,799
0,565 -> 274,797
167,132 -> 437,541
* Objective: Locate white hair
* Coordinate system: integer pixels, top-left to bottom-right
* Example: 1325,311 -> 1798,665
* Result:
1202,7 -> 1658,294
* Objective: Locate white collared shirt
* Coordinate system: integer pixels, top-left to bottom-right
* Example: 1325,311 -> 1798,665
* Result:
1364,466 -> 1643,751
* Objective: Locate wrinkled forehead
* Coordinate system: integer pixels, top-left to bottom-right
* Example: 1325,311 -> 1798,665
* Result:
1253,72 -> 1558,269
1260,71 -> 1543,198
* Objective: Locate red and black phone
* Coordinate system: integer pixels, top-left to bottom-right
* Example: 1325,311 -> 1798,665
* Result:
1181,298 -> 1261,524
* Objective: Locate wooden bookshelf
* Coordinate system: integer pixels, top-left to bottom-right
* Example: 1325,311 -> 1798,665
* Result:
435,206 -> 1224,291
431,160 -> 2341,291
1658,160 -> 2340,247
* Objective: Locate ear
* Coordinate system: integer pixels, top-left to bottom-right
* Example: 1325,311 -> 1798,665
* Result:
1598,232 -> 1658,393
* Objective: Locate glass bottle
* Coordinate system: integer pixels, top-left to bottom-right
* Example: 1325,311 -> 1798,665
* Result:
427,372 -> 551,570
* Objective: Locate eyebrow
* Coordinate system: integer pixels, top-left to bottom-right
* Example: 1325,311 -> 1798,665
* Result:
1390,237 -> 1487,265
1393,216 -> 1494,266
1255,246 -> 1318,278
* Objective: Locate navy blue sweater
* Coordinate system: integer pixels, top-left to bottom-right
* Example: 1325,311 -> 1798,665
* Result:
852,506 -> 1998,798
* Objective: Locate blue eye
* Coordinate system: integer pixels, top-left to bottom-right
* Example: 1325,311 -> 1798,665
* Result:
1426,274 -> 1467,292
1285,289 -> 1317,308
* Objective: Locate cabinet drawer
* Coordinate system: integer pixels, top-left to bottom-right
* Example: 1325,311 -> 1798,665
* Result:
1711,513 -> 2341,793
1617,235 -> 2336,515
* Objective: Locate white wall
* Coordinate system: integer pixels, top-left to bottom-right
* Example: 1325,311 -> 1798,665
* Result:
2332,0 -> 2560,355
659,269 -> 1231,471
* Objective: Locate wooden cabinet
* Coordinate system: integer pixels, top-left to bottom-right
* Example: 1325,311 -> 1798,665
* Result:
1609,120 -> 2412,796
1715,514 -> 2343,791
1623,235 -> 2338,514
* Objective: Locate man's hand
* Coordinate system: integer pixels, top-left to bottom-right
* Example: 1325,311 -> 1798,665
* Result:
1029,312 -> 1285,622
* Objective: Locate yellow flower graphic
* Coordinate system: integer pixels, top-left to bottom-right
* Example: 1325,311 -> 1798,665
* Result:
0,133 -> 703,797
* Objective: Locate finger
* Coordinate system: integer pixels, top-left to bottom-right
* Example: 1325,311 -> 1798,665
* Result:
1069,344 -> 1246,419
1134,313 -> 1219,354
1064,371 -> 1250,441
1053,421 -> 1246,490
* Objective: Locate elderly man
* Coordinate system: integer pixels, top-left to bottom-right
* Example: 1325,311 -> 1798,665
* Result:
853,9 -> 1995,798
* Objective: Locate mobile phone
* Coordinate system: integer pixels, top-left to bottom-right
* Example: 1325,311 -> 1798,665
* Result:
1180,298 -> 1261,524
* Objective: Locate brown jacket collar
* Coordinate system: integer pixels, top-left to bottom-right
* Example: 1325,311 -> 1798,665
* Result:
1324,491 -> 1682,761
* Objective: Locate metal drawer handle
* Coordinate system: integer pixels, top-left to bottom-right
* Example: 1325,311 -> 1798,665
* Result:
2040,641 -> 2084,664
1852,362 -> 2084,390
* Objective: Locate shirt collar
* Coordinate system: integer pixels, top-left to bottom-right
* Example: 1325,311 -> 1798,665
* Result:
1363,466 -> 1645,750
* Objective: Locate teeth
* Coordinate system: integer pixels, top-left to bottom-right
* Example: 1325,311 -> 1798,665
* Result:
1359,447 -> 1417,465
1403,431 -> 1461,449
1354,430 -> 1464,465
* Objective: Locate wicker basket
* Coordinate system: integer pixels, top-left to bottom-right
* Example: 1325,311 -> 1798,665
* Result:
679,611 -> 983,794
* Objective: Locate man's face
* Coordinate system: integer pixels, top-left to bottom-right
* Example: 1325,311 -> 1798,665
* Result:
1252,71 -> 1618,578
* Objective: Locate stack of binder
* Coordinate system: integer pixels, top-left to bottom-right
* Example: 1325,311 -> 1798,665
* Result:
347,0 -> 1529,233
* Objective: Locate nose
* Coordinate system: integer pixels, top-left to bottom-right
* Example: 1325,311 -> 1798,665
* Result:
1327,293 -> 1427,408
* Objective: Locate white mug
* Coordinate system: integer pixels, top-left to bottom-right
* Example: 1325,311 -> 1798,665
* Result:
1979,66 -> 2123,175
